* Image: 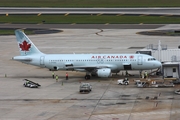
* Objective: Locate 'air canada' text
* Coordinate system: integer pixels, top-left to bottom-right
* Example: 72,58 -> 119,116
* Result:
91,55 -> 134,59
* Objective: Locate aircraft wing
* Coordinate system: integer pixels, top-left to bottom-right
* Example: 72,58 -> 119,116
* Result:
66,65 -> 110,69
66,65 -> 115,71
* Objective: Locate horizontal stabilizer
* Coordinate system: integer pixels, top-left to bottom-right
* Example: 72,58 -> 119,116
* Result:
12,56 -> 32,61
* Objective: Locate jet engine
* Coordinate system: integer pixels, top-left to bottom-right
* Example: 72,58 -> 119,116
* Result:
97,68 -> 111,77
49,66 -> 59,71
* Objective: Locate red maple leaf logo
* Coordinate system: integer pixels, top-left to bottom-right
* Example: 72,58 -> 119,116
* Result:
129,55 -> 134,59
19,40 -> 31,51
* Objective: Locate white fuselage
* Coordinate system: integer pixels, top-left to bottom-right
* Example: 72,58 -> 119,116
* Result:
16,53 -> 161,72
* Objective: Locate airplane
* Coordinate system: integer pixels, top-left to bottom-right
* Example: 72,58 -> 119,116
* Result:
12,30 -> 162,79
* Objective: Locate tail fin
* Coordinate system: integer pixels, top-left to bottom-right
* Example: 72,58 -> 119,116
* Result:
15,30 -> 43,56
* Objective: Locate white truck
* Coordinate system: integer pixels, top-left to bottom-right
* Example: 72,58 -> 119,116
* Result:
117,78 -> 129,85
79,83 -> 92,93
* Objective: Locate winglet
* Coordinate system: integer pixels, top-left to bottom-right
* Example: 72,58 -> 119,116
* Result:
15,30 -> 43,56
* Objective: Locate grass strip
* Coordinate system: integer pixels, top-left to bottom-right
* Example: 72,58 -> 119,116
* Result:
1,0 -> 180,7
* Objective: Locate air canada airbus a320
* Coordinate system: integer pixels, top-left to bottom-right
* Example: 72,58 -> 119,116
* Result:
13,30 -> 161,79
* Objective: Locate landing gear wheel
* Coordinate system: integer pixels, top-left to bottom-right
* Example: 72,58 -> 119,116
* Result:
85,75 -> 91,80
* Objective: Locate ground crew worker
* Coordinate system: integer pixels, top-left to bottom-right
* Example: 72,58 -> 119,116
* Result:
55,75 -> 59,82
66,72 -> 68,80
141,72 -> 144,79
144,71 -> 148,79
52,71 -> 55,79
125,71 -> 128,76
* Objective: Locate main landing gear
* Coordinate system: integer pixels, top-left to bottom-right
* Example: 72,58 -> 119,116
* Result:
139,70 -> 142,78
85,75 -> 91,80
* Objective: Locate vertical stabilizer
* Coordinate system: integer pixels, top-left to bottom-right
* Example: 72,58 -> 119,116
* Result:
15,30 -> 43,56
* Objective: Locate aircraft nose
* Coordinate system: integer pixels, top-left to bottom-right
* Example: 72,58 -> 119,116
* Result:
156,61 -> 162,68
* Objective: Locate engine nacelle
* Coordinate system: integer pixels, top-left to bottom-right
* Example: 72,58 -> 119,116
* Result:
97,68 -> 111,78
49,66 -> 59,71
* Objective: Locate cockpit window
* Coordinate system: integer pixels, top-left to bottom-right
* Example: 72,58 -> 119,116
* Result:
148,58 -> 156,61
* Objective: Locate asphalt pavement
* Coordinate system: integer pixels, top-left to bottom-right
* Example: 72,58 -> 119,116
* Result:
1,24 -> 180,120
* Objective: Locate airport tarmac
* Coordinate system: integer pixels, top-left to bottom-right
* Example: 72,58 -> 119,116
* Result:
1,25 -> 180,120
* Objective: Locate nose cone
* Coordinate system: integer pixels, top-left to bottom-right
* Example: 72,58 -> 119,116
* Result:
155,61 -> 162,68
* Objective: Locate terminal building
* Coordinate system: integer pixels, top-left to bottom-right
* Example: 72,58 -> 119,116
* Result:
136,41 -> 180,81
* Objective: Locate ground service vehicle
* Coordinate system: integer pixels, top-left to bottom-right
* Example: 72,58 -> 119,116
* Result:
175,89 -> 180,94
136,81 -> 152,88
23,79 -> 41,88
117,78 -> 129,85
134,79 -> 141,85
171,80 -> 180,84
79,83 -> 92,93
136,80 -> 174,88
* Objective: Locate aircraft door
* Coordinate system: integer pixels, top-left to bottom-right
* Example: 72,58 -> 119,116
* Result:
40,56 -> 45,65
172,68 -> 177,78
137,55 -> 143,65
